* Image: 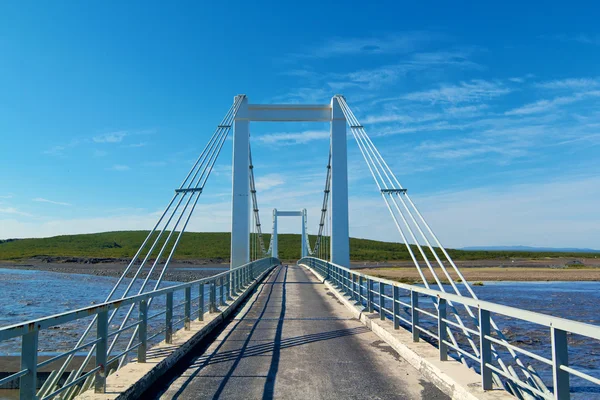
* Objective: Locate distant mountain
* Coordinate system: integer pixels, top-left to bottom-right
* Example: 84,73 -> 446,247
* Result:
461,246 -> 600,253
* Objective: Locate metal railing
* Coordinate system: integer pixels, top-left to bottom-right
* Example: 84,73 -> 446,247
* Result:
299,257 -> 600,400
0,257 -> 279,400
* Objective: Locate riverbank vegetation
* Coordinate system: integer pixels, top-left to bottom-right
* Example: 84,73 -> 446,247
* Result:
0,231 -> 598,262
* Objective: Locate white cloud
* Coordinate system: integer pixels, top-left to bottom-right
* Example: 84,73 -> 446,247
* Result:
0,194 -> 13,199
255,174 -> 285,191
0,207 -> 33,217
535,77 -> 600,90
414,175 -> 600,248
505,91 -> 600,115
402,80 -> 511,104
93,131 -> 128,143
124,142 -> 147,148
32,198 -> 72,206
43,145 -> 66,155
292,31 -> 447,59
256,130 -> 329,145
542,33 -> 600,46
109,164 -> 131,171
328,50 -> 481,90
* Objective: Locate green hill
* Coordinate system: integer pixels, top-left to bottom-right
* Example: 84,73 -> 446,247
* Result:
0,231 -> 597,262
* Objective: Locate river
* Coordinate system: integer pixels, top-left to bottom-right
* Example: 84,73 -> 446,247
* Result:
0,268 -> 599,398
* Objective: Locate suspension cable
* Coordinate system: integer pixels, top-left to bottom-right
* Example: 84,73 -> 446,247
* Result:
335,95 -> 549,396
43,96 -> 246,397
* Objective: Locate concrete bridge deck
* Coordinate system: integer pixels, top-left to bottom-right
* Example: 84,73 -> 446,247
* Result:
157,264 -> 448,400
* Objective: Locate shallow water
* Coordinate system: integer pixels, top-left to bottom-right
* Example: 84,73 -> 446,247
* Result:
0,268 -> 224,357
1,270 -> 599,397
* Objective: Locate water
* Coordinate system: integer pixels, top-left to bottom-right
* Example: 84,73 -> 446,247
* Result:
1,269 -> 599,397
0,268 -> 221,356
384,281 -> 600,398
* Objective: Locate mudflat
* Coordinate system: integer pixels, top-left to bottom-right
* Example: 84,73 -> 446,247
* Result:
0,257 -> 229,282
357,262 -> 600,283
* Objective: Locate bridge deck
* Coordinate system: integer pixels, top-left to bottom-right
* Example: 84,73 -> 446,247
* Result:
157,264 -> 448,399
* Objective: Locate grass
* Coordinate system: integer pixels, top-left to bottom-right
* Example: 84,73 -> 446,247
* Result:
0,231 -> 599,262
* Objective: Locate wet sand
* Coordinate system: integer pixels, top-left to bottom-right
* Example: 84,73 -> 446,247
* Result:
357,266 -> 600,283
351,257 -> 600,283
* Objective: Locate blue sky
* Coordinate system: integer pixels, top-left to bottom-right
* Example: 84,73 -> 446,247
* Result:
1,1 -> 600,248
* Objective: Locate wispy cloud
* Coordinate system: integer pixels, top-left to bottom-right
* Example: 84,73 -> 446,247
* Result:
32,198 -> 72,206
256,130 -> 329,145
505,91 -> 600,115
328,50 -> 481,90
0,207 -> 32,217
535,77 -> 600,90
43,139 -> 81,156
123,142 -> 147,148
541,33 -> 600,46
255,173 -> 286,191
0,194 -> 14,199
296,31 -> 447,58
402,79 -> 511,104
93,131 -> 128,143
109,164 -> 131,171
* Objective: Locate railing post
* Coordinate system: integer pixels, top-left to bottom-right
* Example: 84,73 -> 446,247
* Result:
411,291 -> 419,342
438,298 -> 448,361
358,276 -> 364,306
20,330 -> 38,400
225,272 -> 231,300
552,327 -> 570,400
95,310 -> 108,393
184,287 -> 191,330
219,277 -> 225,307
209,280 -> 217,312
367,278 -> 374,312
166,292 -> 173,344
379,282 -> 385,320
345,271 -> 350,294
138,300 -> 147,363
393,286 -> 400,330
479,308 -> 492,391
198,283 -> 205,321
231,271 -> 237,297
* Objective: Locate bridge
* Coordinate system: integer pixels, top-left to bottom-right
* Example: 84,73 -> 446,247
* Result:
1,95 -> 599,400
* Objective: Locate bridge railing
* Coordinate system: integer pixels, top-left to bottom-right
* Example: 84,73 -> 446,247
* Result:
0,257 -> 279,399
299,256 -> 600,400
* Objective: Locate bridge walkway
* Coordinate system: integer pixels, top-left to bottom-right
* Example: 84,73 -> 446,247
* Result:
157,264 -> 448,400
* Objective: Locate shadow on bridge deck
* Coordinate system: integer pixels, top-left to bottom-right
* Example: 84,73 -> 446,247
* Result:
155,264 -> 448,400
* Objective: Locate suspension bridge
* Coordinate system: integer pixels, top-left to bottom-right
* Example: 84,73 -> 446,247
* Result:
1,95 -> 599,400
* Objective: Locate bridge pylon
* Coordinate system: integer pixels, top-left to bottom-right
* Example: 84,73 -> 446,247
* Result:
230,96 -> 351,268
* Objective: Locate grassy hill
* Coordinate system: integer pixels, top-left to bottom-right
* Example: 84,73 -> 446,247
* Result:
0,231 -> 598,262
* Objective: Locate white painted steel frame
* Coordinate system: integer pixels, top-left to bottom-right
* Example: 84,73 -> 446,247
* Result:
230,96 -> 350,268
271,209 -> 308,258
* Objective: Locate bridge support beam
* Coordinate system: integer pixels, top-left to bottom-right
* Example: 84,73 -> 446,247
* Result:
301,208 -> 308,258
272,209 -> 278,259
231,96 -> 250,269
330,96 -> 350,267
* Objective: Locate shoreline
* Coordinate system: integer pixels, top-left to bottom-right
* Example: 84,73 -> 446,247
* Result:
0,258 -> 229,282
1,257 -> 600,282
357,266 -> 600,284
